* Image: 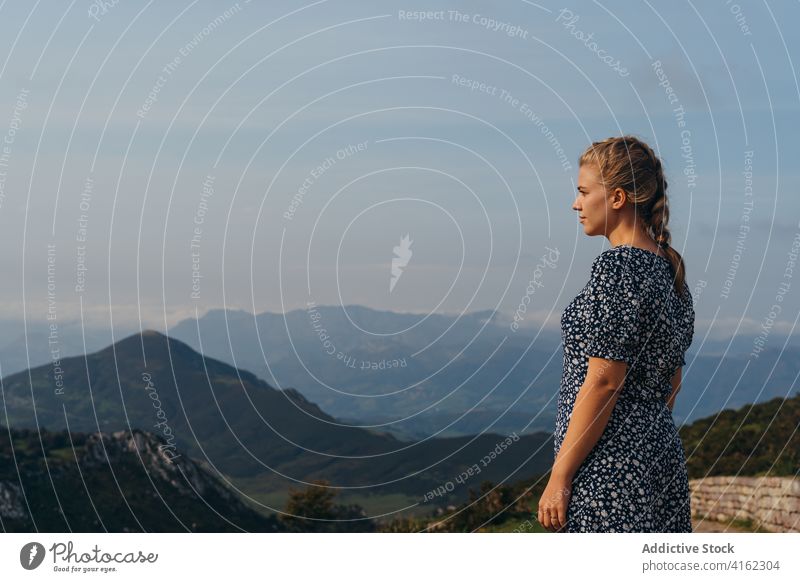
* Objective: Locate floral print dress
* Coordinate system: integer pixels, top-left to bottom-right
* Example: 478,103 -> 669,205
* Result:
555,244 -> 695,532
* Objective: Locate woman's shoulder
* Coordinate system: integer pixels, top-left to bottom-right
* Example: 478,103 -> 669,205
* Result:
587,247 -> 639,292
591,246 -> 619,267
592,244 -> 681,280
590,246 -> 635,275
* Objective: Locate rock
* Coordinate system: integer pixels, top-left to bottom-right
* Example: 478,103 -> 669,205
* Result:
0,481 -> 28,521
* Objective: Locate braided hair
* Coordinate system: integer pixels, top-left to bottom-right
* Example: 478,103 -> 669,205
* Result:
579,135 -> 687,295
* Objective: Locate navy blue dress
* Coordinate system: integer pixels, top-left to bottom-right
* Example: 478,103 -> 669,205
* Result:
555,244 -> 695,532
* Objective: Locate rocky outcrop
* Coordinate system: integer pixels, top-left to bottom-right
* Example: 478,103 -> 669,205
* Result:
0,425 -> 282,532
81,429 -> 235,501
0,481 -> 28,521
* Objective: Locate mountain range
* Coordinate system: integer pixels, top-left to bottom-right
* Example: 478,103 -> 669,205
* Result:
3,306 -> 798,441
2,324 -> 796,532
167,305 -> 799,434
0,330 -> 554,504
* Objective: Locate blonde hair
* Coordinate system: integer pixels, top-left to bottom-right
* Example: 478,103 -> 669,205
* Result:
579,135 -> 687,295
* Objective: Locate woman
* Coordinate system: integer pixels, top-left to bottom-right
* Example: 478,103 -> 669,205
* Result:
537,136 -> 695,533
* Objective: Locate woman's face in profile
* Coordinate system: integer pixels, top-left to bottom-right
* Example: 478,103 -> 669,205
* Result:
573,163 -> 611,237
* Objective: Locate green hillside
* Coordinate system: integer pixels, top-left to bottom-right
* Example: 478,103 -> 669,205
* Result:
680,394 -> 800,478
0,425 -> 283,532
1,330 -> 554,502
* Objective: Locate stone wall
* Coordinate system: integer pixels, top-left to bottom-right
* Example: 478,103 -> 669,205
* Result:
690,476 -> 800,533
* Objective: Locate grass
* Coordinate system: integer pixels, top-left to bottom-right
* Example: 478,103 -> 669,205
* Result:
477,515 -> 548,533
47,447 -> 75,462
719,516 -> 771,533
232,481 -> 426,523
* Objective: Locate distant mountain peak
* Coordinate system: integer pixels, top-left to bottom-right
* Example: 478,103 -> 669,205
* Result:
107,329 -> 198,359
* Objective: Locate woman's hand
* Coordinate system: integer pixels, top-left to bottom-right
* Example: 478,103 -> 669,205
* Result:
537,473 -> 573,532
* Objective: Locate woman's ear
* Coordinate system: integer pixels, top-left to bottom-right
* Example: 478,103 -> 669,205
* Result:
610,187 -> 627,210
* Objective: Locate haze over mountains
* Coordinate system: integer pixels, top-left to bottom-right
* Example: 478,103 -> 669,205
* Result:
2,306 -> 798,442
168,305 -> 562,439
167,305 -> 799,434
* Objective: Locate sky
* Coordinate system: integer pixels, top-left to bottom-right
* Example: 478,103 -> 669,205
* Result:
0,0 -> 797,346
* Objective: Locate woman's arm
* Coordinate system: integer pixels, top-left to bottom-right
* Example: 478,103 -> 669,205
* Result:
551,356 -> 628,479
666,366 -> 682,412
537,356 -> 628,531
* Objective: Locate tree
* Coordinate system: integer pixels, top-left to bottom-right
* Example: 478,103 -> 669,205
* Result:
280,479 -> 375,532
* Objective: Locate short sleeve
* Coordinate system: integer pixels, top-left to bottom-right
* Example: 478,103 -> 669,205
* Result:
583,252 -> 641,364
